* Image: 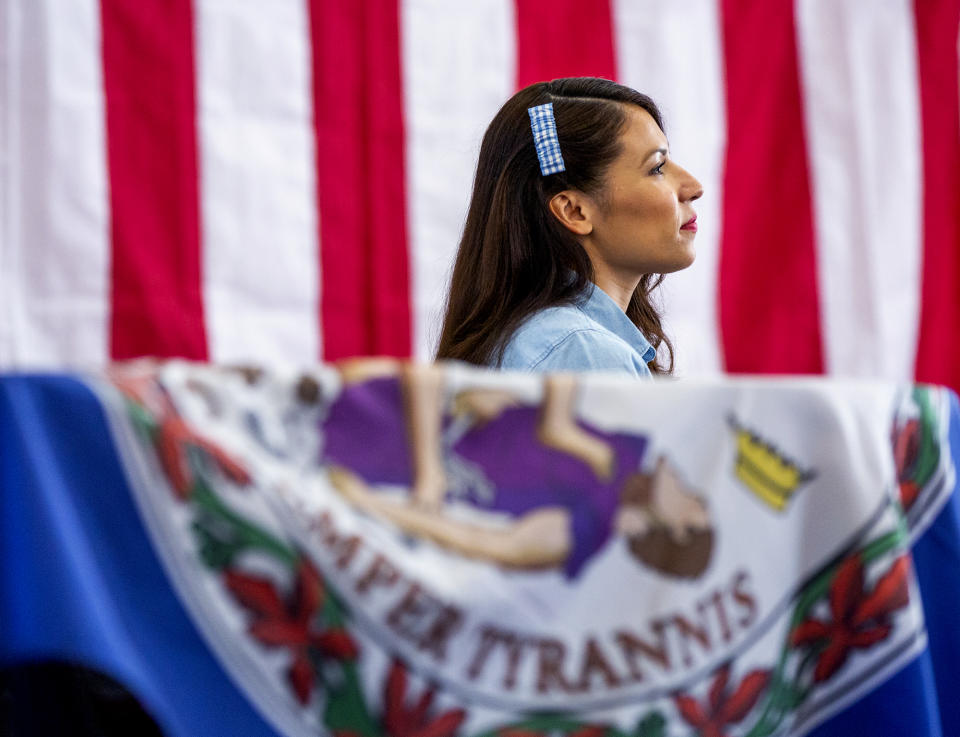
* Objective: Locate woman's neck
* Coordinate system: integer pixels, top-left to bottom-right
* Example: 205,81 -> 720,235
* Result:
590,265 -> 641,312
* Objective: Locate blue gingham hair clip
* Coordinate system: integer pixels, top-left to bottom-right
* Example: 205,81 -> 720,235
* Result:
527,102 -> 565,176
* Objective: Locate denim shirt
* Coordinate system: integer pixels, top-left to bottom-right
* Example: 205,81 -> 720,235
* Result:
494,284 -> 656,377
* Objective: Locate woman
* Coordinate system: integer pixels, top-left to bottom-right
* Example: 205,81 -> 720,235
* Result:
436,78 -> 703,377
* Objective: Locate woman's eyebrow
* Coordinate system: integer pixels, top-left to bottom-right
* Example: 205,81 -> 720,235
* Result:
643,146 -> 669,162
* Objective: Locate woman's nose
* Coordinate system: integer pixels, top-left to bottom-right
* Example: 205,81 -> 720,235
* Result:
679,167 -> 704,202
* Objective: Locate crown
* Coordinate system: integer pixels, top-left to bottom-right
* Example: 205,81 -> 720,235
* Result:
729,416 -> 814,511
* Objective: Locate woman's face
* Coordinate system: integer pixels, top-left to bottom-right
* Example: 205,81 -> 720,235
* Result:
584,105 -> 703,278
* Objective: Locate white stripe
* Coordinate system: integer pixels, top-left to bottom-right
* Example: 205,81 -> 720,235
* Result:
196,0 -> 319,365
402,0 -> 516,360
796,0 -> 922,381
0,0 -> 11,365
612,0 -> 727,377
0,0 -> 110,368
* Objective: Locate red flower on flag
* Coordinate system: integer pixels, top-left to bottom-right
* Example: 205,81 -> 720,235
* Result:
790,555 -> 911,682
111,368 -> 251,498
673,664 -> 770,737
224,558 -> 358,704
498,727 -> 605,737
568,729 -> 606,737
383,660 -> 466,737
893,418 -> 921,510
157,413 -> 251,498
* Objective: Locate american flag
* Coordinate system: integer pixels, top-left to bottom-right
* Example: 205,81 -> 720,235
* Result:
2,0 -> 958,387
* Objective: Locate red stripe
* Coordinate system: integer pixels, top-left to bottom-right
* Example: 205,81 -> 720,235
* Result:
913,0 -> 960,390
717,0 -> 823,374
308,0 -> 412,360
364,0 -> 412,357
308,1 -> 366,359
514,0 -> 617,90
101,0 -> 207,360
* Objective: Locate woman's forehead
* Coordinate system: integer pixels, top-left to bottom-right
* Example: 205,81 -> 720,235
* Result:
619,106 -> 669,161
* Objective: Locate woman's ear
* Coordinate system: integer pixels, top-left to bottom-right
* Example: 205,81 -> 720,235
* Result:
548,191 -> 594,236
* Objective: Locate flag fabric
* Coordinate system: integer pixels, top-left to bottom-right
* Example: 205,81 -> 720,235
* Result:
1,0 -> 959,386
2,362 -> 960,737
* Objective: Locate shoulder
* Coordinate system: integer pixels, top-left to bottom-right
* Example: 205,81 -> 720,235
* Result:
531,329 -> 649,375
498,305 -> 649,376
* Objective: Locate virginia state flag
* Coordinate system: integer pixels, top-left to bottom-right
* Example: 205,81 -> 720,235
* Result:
2,365 -> 960,737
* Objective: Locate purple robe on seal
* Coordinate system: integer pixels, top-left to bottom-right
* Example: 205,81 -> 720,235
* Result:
321,377 -> 648,578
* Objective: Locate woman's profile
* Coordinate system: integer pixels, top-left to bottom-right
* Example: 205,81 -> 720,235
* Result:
436,78 -> 703,377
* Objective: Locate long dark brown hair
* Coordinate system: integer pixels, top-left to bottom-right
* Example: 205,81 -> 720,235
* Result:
436,77 -> 675,374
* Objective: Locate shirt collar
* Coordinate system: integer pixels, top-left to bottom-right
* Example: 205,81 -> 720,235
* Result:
578,283 -> 657,363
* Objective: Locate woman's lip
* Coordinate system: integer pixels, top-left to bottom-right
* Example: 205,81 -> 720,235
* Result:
680,216 -> 698,232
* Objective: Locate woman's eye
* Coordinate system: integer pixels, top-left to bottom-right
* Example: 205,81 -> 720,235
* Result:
650,161 -> 666,175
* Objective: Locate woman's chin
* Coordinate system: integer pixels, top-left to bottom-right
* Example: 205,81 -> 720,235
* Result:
659,248 -> 696,274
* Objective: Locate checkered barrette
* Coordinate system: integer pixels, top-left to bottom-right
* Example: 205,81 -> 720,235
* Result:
527,102 -> 565,176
